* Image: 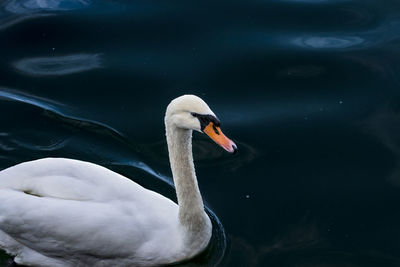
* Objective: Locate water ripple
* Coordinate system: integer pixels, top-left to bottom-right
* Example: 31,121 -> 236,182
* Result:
277,0 -> 351,3
11,138 -> 70,151
0,87 -> 65,110
0,0 -> 90,30
111,159 -> 173,186
292,36 -> 364,49
5,0 -> 90,12
13,54 -> 102,76
0,87 -> 124,140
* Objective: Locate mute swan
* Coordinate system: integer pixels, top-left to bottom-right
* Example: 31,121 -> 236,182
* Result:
0,95 -> 237,267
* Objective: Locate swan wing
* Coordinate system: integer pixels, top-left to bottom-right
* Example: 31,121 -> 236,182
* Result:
0,158 -> 181,266
0,158 -> 147,201
0,189 -> 178,266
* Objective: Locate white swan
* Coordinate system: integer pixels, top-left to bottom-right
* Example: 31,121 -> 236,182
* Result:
0,95 -> 237,267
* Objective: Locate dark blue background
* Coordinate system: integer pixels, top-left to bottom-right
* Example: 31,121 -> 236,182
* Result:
1,0 -> 400,266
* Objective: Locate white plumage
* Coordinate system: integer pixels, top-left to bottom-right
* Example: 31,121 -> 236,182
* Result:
0,95 -> 236,266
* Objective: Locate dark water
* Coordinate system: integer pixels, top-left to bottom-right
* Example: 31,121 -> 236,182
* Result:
1,0 -> 400,266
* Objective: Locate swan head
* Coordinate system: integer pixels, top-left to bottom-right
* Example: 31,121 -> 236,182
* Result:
166,95 -> 237,153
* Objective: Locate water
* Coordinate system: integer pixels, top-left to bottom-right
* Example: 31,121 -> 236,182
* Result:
1,0 -> 400,266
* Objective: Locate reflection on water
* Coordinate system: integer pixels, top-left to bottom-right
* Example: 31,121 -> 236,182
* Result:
111,159 -> 173,186
277,65 -> 325,78
278,0 -> 351,3
0,0 -> 90,30
0,87 -> 122,136
5,0 -> 90,12
0,87 -> 66,110
0,10 -> 51,31
293,36 -> 364,49
227,214 -> 322,266
11,138 -> 70,152
13,54 -> 102,76
364,108 -> 400,187
218,100 -> 343,127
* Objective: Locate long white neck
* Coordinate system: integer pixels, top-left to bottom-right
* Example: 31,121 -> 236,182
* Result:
165,119 -> 211,251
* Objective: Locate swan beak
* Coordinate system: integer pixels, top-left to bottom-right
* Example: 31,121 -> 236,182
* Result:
203,122 -> 237,153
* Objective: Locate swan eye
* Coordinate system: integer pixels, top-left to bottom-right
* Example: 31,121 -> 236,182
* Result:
190,112 -> 220,131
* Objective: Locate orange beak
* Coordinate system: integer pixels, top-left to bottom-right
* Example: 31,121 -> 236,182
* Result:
203,122 -> 237,153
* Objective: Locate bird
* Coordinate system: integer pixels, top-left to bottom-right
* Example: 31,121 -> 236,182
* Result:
0,95 -> 237,267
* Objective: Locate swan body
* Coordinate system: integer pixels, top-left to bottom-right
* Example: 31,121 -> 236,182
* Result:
0,95 -> 237,267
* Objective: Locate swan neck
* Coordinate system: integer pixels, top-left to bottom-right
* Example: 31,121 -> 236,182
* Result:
166,125 -> 206,226
164,107 -> 212,256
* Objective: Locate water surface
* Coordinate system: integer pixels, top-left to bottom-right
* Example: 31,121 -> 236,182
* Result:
1,0 -> 400,266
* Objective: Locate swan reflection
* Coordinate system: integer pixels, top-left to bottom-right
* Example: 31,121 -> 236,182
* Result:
13,54 -> 102,76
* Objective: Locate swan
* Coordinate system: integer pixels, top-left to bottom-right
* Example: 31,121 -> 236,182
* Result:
0,95 -> 237,267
